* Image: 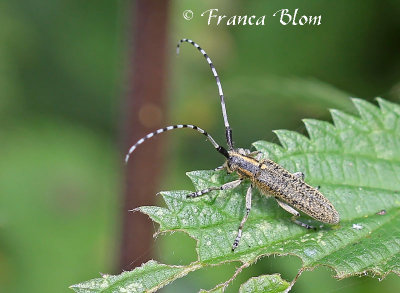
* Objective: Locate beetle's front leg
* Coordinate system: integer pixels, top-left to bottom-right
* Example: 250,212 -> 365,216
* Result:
187,179 -> 243,198
214,164 -> 225,171
232,184 -> 253,251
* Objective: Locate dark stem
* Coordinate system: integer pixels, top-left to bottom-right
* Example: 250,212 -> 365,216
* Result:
119,0 -> 170,271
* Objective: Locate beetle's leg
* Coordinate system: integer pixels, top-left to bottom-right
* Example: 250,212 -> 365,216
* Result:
237,148 -> 250,155
293,172 -> 321,189
275,198 -> 315,230
293,172 -> 305,180
232,184 -> 253,251
254,153 -> 263,161
214,165 -> 225,171
276,198 -> 300,217
187,179 -> 242,198
292,218 -> 316,230
249,151 -> 264,161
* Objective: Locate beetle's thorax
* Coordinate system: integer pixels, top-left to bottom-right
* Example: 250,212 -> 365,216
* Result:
226,150 -> 259,178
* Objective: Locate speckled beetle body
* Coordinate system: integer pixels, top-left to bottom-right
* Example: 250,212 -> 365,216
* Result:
227,150 -> 340,225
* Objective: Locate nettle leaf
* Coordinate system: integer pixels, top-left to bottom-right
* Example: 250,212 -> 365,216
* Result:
71,98 -> 400,292
239,274 -> 290,293
69,260 -> 201,293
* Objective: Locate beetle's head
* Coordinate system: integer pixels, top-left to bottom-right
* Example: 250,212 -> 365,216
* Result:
225,151 -> 240,173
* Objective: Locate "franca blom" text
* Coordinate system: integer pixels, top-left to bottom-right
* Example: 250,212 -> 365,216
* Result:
201,8 -> 322,26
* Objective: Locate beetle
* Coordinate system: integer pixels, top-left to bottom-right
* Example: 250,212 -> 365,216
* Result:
126,39 -> 340,251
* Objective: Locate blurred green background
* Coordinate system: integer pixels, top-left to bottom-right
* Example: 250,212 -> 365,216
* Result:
1,1 -> 399,292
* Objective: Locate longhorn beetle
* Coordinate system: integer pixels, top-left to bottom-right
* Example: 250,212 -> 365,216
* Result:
126,39 -> 340,251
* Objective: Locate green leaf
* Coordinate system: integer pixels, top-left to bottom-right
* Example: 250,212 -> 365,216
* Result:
72,98 -> 400,292
69,260 -> 201,293
239,274 -> 290,293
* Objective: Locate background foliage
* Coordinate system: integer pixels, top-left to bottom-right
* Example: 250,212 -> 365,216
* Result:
0,0 -> 399,292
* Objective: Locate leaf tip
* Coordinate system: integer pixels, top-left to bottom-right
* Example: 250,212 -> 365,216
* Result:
128,207 -> 140,213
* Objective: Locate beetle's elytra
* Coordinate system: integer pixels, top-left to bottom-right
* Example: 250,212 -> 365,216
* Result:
126,39 -> 340,251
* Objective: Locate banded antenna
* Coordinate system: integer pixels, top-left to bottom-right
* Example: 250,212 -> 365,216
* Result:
125,124 -> 229,163
177,39 -> 234,150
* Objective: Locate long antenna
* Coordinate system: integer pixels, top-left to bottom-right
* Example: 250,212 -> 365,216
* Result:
125,124 -> 229,163
177,39 -> 234,149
